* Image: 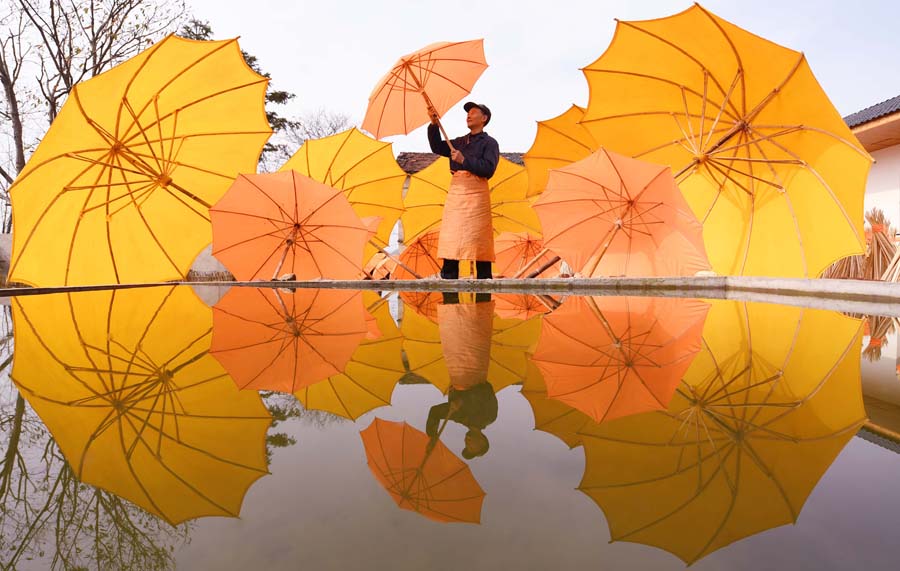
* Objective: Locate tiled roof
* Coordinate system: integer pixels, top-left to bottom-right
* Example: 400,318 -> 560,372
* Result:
396,152 -> 524,174
844,94 -> 900,128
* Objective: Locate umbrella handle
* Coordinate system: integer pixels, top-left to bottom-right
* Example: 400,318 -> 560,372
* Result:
369,239 -> 424,279
512,248 -> 551,278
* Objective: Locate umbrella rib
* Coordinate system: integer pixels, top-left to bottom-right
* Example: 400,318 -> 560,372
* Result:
750,126 -> 864,251
528,118 -> 596,156
613,19 -> 741,119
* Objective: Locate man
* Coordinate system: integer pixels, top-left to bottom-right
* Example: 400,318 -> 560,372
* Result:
428,102 -> 500,279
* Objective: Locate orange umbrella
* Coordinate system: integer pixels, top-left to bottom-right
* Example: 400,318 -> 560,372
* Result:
210,287 -> 368,393
391,229 -> 472,280
534,148 -> 711,277
531,296 -> 709,424
360,418 -> 485,524
363,252 -> 397,280
210,171 -> 373,281
493,232 -> 561,278
362,39 -> 488,142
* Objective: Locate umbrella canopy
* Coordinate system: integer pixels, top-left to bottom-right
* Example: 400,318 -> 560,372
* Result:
392,230 -> 472,280
580,5 -> 871,277
10,286 -> 272,525
523,104 -> 598,198
532,296 -> 708,424
577,300 -> 865,564
210,287 -> 368,393
362,40 -> 488,140
493,232 -> 562,278
401,294 -> 541,394
280,128 -> 405,262
210,170 -> 373,281
295,293 -> 405,420
535,148 -> 711,277
402,157 -> 541,243
399,290 -> 443,322
7,35 -> 271,286
363,252 -> 397,280
360,418 -> 485,523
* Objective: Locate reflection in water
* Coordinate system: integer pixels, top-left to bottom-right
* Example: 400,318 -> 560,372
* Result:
10,286 -> 272,526
361,418 -> 485,524
294,291 -> 406,420
0,287 -> 883,568
533,296 -> 709,424
576,301 -> 866,564
210,287 -> 368,393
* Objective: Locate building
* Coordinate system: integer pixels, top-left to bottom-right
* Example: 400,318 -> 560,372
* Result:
846,95 -> 900,230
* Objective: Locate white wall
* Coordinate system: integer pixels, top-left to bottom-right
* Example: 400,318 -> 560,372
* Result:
864,145 -> 900,231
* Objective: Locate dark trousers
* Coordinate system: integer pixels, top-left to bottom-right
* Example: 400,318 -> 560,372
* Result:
440,259 -> 492,280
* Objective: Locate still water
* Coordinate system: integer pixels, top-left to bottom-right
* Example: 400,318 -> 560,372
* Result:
0,285 -> 899,570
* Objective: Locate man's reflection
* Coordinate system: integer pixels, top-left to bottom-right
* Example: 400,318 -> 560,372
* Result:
425,292 -> 499,459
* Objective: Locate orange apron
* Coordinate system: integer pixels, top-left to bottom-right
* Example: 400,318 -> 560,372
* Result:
437,299 -> 495,390
438,171 -> 495,261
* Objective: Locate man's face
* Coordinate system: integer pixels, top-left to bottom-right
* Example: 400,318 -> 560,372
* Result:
466,107 -> 487,129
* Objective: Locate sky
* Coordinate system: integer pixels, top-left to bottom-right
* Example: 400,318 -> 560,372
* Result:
186,0 -> 900,153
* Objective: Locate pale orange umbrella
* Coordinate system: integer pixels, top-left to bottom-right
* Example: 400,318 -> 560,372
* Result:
531,296 -> 709,424
493,232 -> 561,278
360,418 -> 485,524
210,170 -> 373,281
210,287 -> 368,393
392,229 -> 472,280
363,252 -> 397,280
533,148 -> 711,277
362,39 -> 488,146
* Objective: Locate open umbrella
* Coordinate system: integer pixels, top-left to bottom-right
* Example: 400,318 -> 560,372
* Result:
280,128 -> 405,263
401,293 -> 541,395
362,39 -> 487,146
577,300 -> 865,564
10,286 -> 272,525
532,296 -> 709,424
391,230 -> 472,280
360,418 -> 485,524
210,287 -> 368,393
492,293 -> 556,321
399,290 -> 443,322
523,104 -> 598,198
580,5 -> 872,277
534,148 -> 711,277
402,156 -> 541,244
493,232 -> 561,278
295,292 -> 405,420
210,170 -> 374,281
7,35 -> 271,286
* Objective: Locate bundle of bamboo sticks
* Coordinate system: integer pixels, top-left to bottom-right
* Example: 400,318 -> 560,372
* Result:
866,209 -> 896,280
863,314 -> 896,362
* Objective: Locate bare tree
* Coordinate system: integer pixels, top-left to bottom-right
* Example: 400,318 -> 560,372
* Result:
0,0 -> 187,232
284,108 -> 353,148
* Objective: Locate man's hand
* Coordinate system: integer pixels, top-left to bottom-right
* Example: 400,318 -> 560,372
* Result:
450,149 -> 465,164
429,110 -> 439,125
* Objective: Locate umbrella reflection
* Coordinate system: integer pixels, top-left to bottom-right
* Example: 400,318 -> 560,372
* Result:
295,291 -> 405,420
10,286 -> 272,525
360,418 -> 485,524
577,300 -> 865,564
210,287 -> 368,393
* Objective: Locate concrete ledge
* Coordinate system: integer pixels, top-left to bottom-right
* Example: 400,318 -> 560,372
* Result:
3,276 -> 900,316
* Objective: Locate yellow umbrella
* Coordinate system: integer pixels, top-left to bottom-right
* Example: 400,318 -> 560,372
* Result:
10,286 -> 272,525
523,104 -> 598,198
401,293 -> 542,394
295,292 -> 405,420
401,157 -> 541,244
280,128 -> 406,263
577,300 -> 865,564
7,35 -> 271,286
580,5 -> 872,277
